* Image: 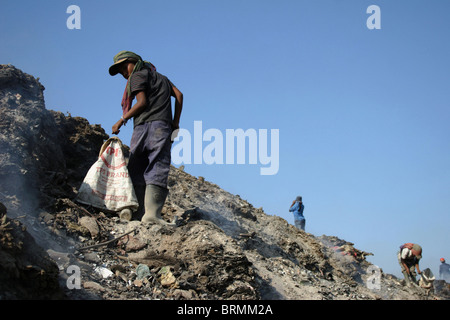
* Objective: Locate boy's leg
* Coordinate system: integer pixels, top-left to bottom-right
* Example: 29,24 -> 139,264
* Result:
140,121 -> 174,225
127,124 -> 149,220
142,121 -> 172,189
409,264 -> 417,284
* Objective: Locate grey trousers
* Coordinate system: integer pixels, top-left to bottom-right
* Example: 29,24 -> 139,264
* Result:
128,120 -> 172,189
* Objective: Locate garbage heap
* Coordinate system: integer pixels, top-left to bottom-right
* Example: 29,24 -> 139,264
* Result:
1,64 -> 448,300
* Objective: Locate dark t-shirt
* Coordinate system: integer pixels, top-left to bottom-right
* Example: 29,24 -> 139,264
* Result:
129,67 -> 173,127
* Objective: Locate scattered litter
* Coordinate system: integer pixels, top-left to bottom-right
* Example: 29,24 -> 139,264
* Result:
158,266 -> 178,288
94,266 -> 114,279
136,264 -> 151,280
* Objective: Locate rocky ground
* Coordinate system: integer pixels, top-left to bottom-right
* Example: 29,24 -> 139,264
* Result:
1,64 -> 449,301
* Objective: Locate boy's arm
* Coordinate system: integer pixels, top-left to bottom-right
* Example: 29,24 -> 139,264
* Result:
112,91 -> 147,134
401,259 -> 410,274
171,85 -> 183,130
289,202 -> 298,212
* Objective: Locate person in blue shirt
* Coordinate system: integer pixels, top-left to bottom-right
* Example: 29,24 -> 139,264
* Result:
289,196 -> 305,231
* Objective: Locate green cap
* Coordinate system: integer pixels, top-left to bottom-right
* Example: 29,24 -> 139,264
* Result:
412,244 -> 422,260
109,51 -> 142,76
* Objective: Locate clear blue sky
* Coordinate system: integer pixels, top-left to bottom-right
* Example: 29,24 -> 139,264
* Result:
1,0 -> 449,280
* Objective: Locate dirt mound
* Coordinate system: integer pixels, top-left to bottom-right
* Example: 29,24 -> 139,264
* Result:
1,65 -> 447,300
0,205 -> 63,299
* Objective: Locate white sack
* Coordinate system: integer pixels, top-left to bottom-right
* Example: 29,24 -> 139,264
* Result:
76,137 -> 138,212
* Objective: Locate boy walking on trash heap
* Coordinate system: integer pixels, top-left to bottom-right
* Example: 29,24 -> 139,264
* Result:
109,51 -> 183,226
